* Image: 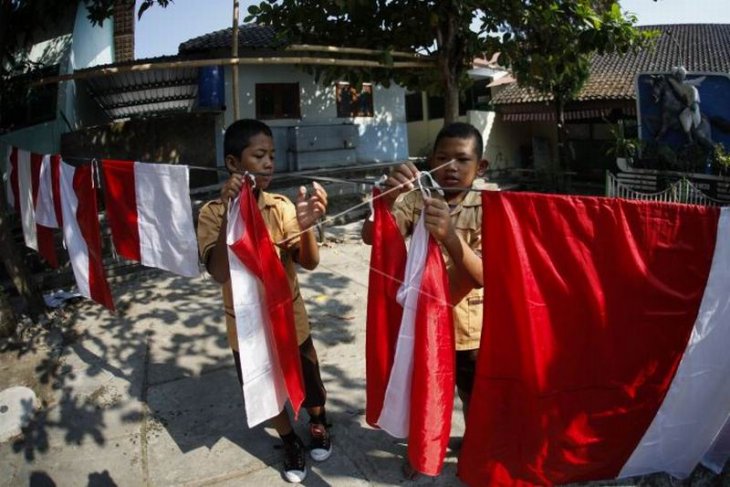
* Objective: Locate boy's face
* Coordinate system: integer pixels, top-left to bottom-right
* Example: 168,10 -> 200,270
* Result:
225,133 -> 275,189
429,136 -> 486,203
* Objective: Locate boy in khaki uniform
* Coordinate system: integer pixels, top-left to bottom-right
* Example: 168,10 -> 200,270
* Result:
197,119 -> 330,484
361,122 -> 486,475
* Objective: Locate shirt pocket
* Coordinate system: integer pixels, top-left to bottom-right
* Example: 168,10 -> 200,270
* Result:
466,293 -> 484,337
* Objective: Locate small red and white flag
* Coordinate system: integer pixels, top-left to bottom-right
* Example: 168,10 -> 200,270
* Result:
365,187 -> 406,427
8,148 -> 37,250
7,148 -> 59,267
101,160 -> 199,277
59,161 -> 115,311
34,154 -> 63,268
459,192 -> 730,486
226,180 -> 305,427
378,213 -> 455,476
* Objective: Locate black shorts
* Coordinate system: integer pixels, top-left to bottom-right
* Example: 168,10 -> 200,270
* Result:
231,335 -> 327,409
456,348 -> 479,396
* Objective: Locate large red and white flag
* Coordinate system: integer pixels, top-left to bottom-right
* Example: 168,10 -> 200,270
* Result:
378,214 -> 455,476
101,160 -> 199,277
459,192 -> 730,486
365,188 -> 406,427
59,161 -> 115,311
226,180 -> 305,427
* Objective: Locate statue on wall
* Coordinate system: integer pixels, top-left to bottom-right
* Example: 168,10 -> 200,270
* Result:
647,68 -> 713,150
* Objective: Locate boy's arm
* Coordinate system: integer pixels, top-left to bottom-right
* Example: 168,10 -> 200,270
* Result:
202,174 -> 244,284
293,182 -> 327,270
206,215 -> 230,284
423,197 -> 483,302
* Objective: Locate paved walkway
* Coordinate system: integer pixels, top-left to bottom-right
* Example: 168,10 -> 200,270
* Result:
0,222 -> 725,486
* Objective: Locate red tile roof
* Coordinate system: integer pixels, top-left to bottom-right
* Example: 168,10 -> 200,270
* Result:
492,24 -> 730,106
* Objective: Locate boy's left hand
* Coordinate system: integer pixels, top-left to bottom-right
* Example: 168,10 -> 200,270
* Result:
423,196 -> 455,243
296,181 -> 328,230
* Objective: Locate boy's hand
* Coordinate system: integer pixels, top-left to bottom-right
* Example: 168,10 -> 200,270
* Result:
382,162 -> 420,206
423,196 -> 456,244
296,181 -> 328,230
220,174 -> 243,205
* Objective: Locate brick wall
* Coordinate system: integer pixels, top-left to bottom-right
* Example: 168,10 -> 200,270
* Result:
113,0 -> 135,62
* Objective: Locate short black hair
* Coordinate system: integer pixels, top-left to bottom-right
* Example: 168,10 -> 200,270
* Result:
224,119 -> 273,158
433,122 -> 484,159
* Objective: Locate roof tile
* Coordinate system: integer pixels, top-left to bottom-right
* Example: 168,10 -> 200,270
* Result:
178,24 -> 282,53
493,24 -> 730,106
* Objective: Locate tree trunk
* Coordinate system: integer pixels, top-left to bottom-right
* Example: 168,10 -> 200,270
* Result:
444,75 -> 459,125
555,98 -> 570,191
0,285 -> 16,338
437,3 -> 461,125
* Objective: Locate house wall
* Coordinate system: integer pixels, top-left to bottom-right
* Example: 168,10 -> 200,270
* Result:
220,65 -> 409,169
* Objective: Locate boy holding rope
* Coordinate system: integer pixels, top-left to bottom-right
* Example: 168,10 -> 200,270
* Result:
361,122 -> 487,476
197,119 -> 330,483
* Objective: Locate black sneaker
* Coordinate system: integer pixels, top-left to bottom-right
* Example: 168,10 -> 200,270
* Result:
282,435 -> 307,483
309,422 -> 332,461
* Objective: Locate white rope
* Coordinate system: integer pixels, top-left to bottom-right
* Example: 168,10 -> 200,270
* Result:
276,159 -> 456,246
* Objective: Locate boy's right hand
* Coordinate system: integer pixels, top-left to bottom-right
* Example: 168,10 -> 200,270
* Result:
382,162 -> 420,206
220,174 -> 244,205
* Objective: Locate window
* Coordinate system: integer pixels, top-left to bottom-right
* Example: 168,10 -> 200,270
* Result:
427,95 -> 445,120
336,82 -> 374,117
255,83 -> 300,120
405,92 -> 423,122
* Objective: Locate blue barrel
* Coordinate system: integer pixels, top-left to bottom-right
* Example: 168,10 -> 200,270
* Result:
198,66 -> 225,111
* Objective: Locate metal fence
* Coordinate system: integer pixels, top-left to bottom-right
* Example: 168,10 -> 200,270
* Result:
606,172 -> 729,206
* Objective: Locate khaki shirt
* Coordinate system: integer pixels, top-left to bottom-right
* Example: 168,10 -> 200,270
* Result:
391,186 -> 483,351
197,192 -> 310,351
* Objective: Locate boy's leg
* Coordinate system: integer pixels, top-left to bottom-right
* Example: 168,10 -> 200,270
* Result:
456,348 -> 479,422
299,336 -> 331,461
233,349 -> 306,483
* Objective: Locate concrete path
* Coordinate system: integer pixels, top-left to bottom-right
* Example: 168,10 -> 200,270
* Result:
0,222 -> 725,486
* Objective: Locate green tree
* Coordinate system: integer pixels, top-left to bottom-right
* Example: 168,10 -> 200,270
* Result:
491,1 -> 650,171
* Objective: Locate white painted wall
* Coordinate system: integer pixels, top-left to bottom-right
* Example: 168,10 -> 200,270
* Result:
63,1 -> 114,130
70,2 -> 114,70
220,65 -> 409,166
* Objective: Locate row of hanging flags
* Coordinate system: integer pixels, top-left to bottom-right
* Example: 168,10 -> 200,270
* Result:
5,147 -> 200,312
6,145 -> 730,484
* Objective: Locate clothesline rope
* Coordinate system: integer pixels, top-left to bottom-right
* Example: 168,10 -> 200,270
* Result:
276,159 -> 456,245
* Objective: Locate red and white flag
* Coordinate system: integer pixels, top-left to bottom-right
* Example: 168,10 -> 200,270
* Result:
459,192 -> 730,486
7,148 -> 59,267
59,161 -> 115,311
101,160 -> 199,277
34,154 -> 63,268
365,188 -> 406,427
378,214 -> 455,476
226,180 -> 305,427
9,148 -> 37,250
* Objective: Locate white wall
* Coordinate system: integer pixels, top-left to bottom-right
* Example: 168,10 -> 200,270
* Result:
63,1 -> 114,130
220,65 -> 409,165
